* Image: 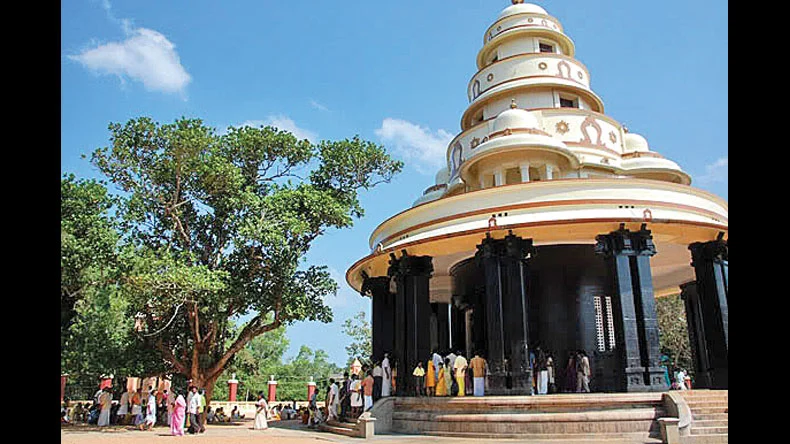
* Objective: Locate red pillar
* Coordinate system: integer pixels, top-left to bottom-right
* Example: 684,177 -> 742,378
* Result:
267,377 -> 277,403
307,377 -> 316,402
228,376 -> 239,402
61,374 -> 68,403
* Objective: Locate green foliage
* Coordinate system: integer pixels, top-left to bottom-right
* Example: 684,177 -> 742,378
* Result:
342,311 -> 371,368
61,174 -> 120,340
656,293 -> 693,375
82,117 -> 402,399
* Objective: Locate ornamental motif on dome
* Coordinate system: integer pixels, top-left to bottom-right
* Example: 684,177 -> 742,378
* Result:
487,73 -> 494,82
555,120 -> 570,134
538,62 -> 548,70
609,131 -> 617,144
471,137 -> 481,149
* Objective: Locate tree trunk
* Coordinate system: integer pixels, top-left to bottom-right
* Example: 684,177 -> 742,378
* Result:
188,372 -> 221,406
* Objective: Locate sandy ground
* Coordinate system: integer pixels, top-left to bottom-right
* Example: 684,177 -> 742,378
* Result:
59,419 -> 483,444
60,419 -> 661,444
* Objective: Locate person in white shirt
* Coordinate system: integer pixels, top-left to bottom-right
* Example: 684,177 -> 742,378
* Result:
372,361 -> 383,402
432,350 -> 443,377
453,351 -> 468,396
327,379 -> 340,421
97,388 -> 112,426
187,386 -> 201,434
140,389 -> 157,430
381,354 -> 392,397
116,389 -> 130,424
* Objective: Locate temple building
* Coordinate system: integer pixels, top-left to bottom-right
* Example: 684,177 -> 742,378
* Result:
346,1 -> 728,396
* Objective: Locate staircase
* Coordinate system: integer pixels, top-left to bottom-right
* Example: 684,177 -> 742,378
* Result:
680,390 -> 728,444
391,393 -> 667,441
319,418 -> 359,438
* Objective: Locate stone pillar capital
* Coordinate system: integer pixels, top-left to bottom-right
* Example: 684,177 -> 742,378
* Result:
689,238 -> 728,265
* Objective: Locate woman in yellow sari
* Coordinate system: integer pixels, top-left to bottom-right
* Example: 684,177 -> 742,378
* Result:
425,360 -> 436,396
435,362 -> 447,396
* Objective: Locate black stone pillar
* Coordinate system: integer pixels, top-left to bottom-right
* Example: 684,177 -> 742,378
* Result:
680,281 -> 712,388
688,237 -> 728,389
630,230 -> 670,390
502,231 -> 536,395
595,224 -> 667,392
435,303 -> 450,354
361,274 -> 393,363
475,233 -> 508,394
388,251 -> 433,396
475,231 -> 535,395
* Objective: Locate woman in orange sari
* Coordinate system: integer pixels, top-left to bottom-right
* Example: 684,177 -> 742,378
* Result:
435,362 -> 447,396
425,359 -> 436,396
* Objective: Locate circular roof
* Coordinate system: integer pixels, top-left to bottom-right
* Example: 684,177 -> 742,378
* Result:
435,167 -> 449,185
624,133 -> 650,153
493,101 -> 540,133
498,2 -> 548,20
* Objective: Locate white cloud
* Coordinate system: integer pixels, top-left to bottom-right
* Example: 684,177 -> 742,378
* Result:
696,157 -> 728,185
68,2 -> 190,95
375,118 -> 453,175
310,99 -> 329,112
237,116 -> 318,143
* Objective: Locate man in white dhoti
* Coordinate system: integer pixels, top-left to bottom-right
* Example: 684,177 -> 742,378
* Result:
97,387 -> 112,426
117,387 -> 129,424
328,379 -> 340,421
469,352 -> 487,397
432,350 -> 443,378
381,353 -> 392,397
166,389 -> 175,426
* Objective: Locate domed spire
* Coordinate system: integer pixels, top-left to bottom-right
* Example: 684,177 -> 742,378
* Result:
512,0 -> 525,4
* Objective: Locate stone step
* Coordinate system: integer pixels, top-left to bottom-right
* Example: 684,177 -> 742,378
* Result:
318,423 -> 357,437
692,413 -> 728,421
682,435 -> 728,444
686,400 -> 728,408
421,430 -> 663,442
690,407 -> 728,415
393,407 -> 663,423
393,418 -> 659,435
690,426 -> 729,435
325,419 -> 358,429
692,419 -> 728,428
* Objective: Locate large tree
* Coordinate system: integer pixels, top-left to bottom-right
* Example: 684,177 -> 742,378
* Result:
91,117 -> 401,402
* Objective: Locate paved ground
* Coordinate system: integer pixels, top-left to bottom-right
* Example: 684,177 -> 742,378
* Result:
60,419 -> 660,443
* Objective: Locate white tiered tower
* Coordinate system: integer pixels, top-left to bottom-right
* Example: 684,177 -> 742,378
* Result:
349,1 -> 727,396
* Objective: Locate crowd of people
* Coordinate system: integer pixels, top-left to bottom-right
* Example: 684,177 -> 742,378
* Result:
60,382 -> 223,436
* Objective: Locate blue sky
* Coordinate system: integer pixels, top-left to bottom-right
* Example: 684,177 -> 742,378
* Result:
61,0 -> 728,367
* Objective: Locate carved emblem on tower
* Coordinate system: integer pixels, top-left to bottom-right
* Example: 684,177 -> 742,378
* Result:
470,137 -> 481,149
609,131 -> 617,144
557,60 -> 572,79
579,115 -> 604,147
555,120 -> 570,135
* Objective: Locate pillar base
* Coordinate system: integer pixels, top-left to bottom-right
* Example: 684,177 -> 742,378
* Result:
645,367 -> 670,391
486,372 -> 509,395
624,367 -> 648,392
510,371 -> 534,395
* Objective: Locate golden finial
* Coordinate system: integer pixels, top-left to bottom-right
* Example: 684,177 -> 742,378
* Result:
512,0 -> 525,4
510,99 -> 518,109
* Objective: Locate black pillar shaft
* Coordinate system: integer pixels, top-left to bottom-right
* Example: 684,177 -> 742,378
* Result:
363,276 -> 393,363
503,231 -> 535,395
476,233 -> 508,393
596,225 -> 666,392
388,252 -> 433,396
680,281 -> 712,388
689,239 -> 728,389
435,303 -> 450,354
